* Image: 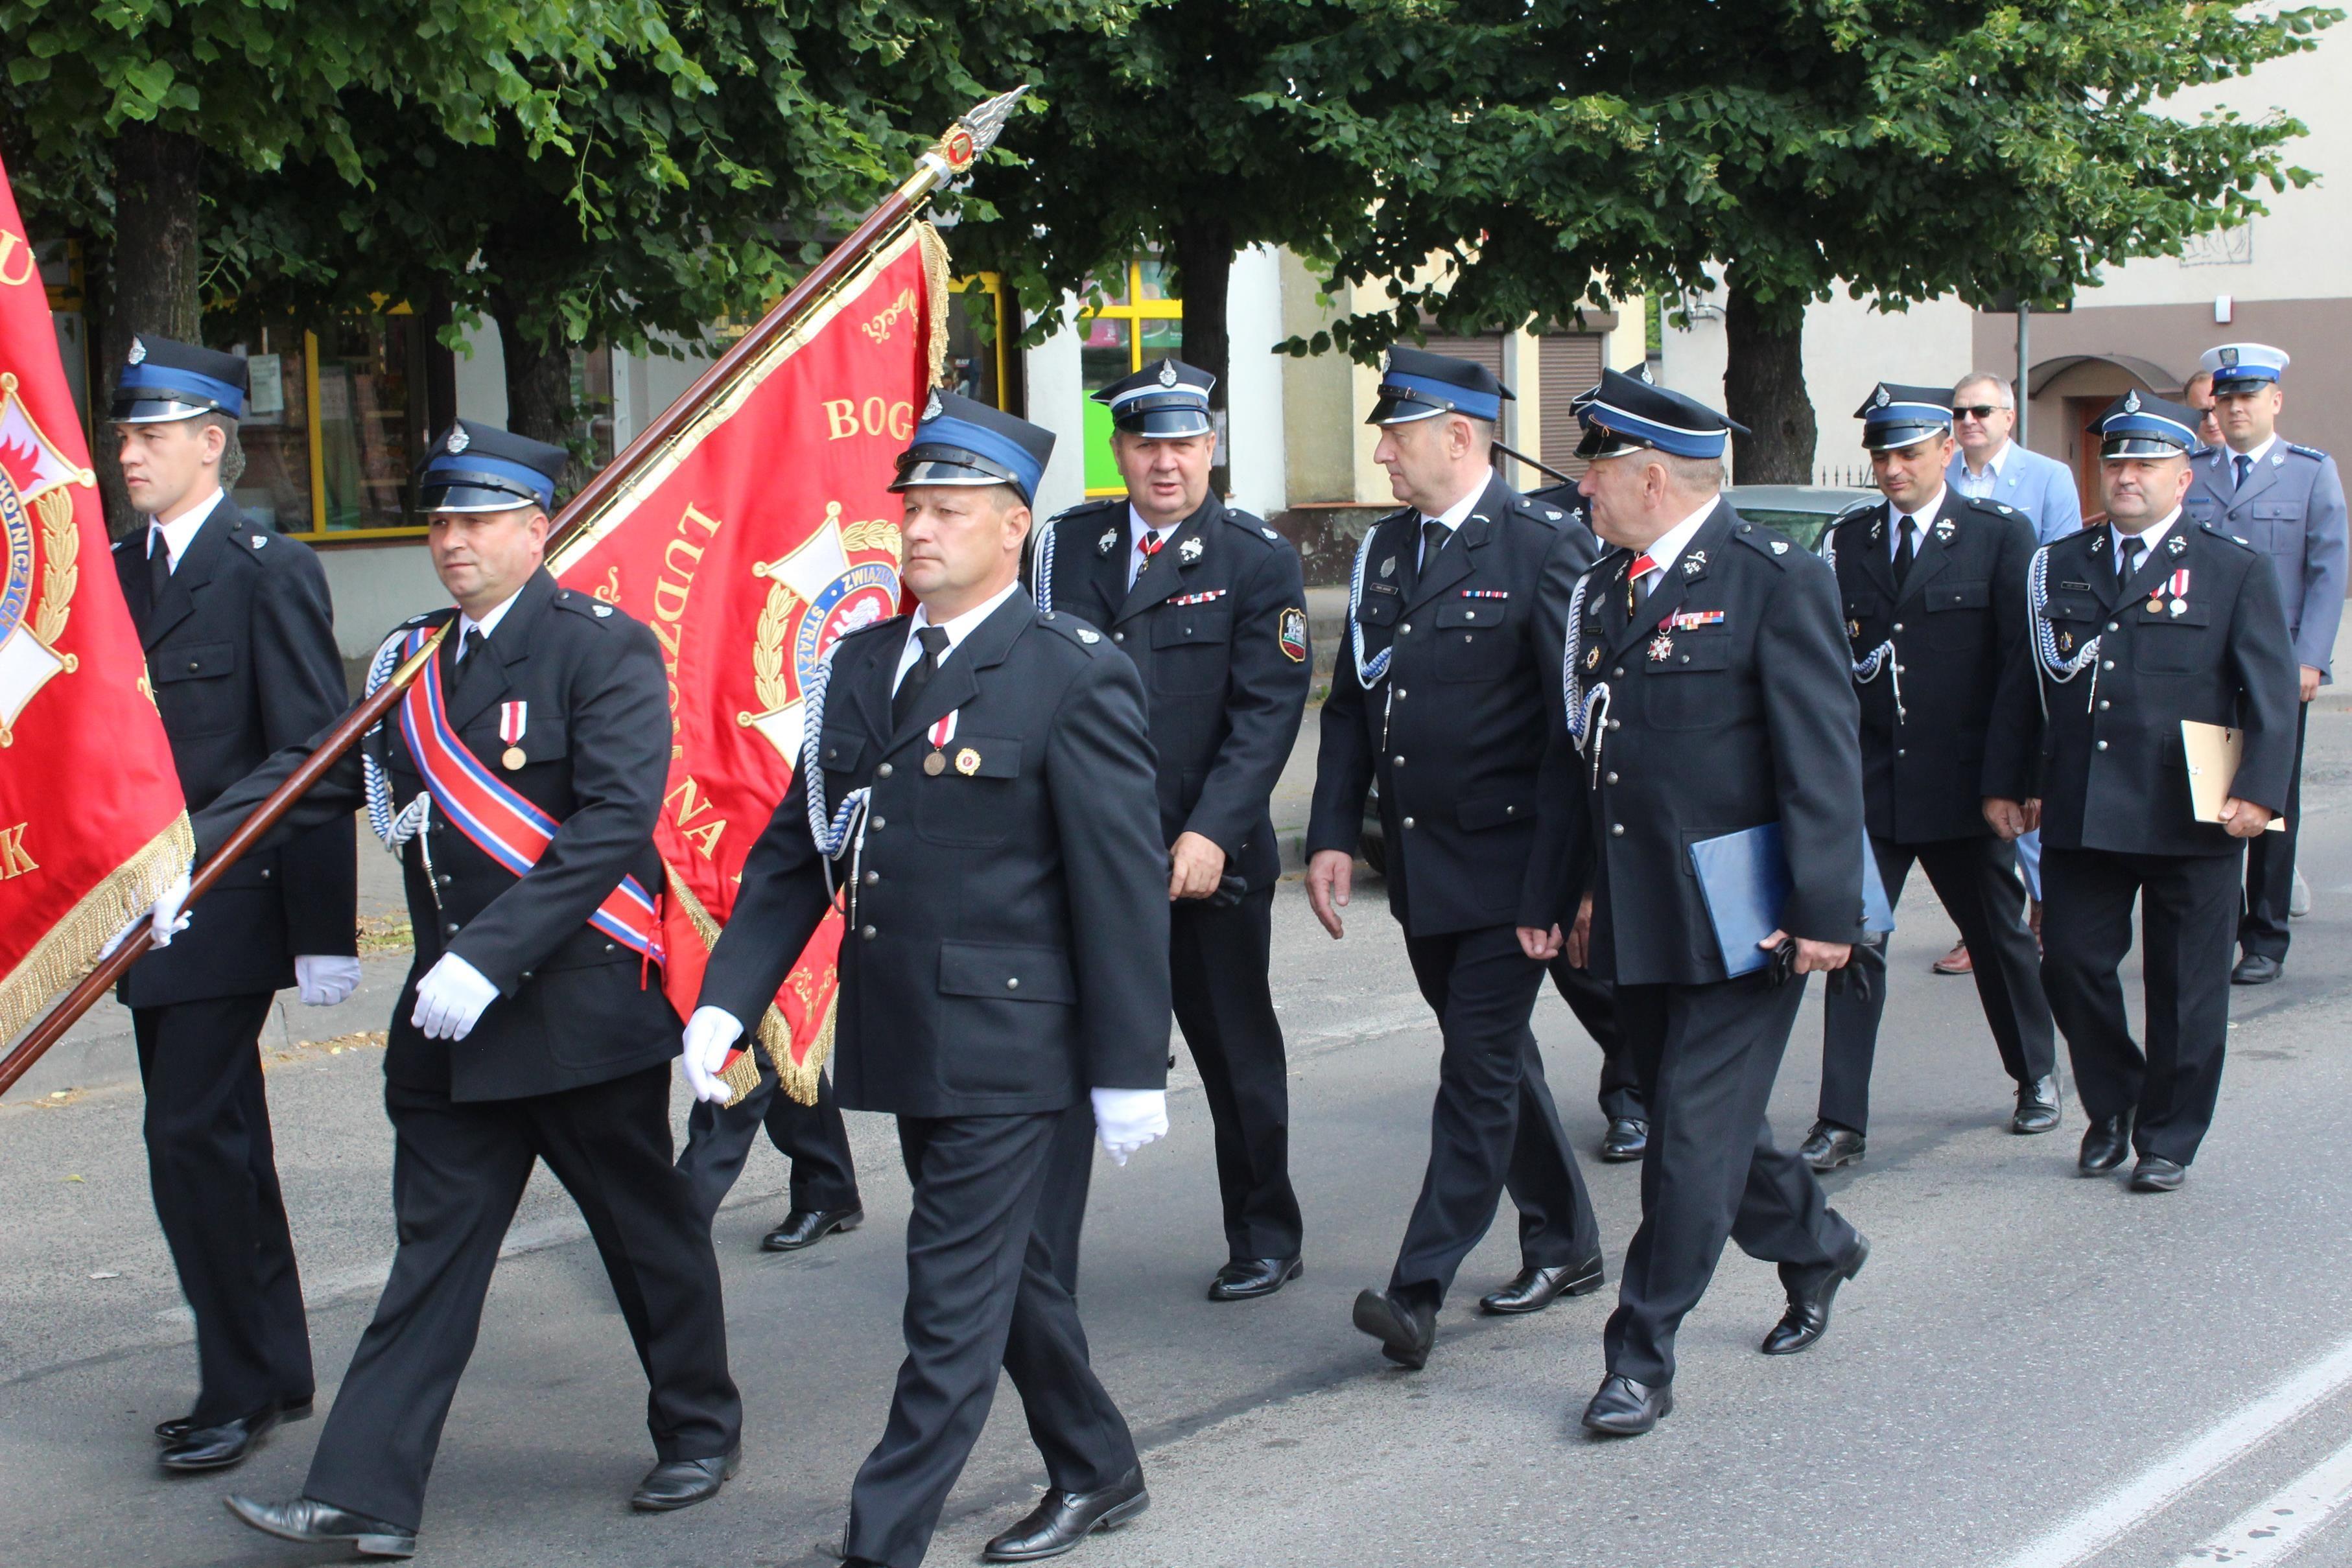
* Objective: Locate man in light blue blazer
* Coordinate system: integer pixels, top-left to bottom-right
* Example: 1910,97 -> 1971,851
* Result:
2183,342 -> 2348,985
1940,371 -> 2085,970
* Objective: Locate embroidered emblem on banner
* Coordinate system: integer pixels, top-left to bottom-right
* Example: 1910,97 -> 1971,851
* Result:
740,502 -> 904,768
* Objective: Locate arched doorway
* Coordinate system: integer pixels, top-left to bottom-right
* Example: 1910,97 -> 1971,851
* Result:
2026,354 -> 2187,519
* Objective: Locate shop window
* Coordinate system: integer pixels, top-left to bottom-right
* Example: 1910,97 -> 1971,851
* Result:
1078,256 -> 1182,495
208,313 -> 432,539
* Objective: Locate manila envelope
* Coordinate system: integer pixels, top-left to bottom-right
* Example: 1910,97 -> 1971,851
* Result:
2181,720 -> 2287,831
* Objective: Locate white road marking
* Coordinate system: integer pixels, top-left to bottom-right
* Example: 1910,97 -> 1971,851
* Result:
2170,1434 -> 2352,1565
1997,1336 -> 2352,1568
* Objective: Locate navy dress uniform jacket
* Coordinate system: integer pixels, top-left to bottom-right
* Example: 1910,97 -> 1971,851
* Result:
1307,475 -> 1593,937
112,501 -> 355,1006
2028,520 -> 2298,856
1029,493 -> 1310,891
700,592 -> 1172,1119
2183,440 -> 2347,679
192,568 -> 682,1101
1524,502 -> 1868,986
1826,489 -> 2040,842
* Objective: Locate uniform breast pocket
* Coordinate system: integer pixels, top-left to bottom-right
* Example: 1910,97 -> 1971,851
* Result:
1641,630 -> 1732,730
459,713 -> 569,770
1923,579 -> 1992,649
2132,603 -> 2211,673
915,734 -> 1022,847
150,639 -> 241,735
1433,600 -> 1516,682
1151,607 -> 1231,696
817,726 -> 869,800
2252,501 -> 2305,555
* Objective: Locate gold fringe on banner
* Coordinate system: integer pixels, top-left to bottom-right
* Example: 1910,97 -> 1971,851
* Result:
0,813 -> 193,1047
916,218 -> 953,389
664,867 -> 836,1109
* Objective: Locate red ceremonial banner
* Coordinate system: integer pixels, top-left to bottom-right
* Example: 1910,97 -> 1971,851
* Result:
0,150 -> 194,1044
549,221 -> 945,1103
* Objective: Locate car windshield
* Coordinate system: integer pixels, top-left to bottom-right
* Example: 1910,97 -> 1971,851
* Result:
1734,509 -> 1835,550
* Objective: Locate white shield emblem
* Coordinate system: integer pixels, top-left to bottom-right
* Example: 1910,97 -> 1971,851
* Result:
126,337 -> 147,365
446,425 -> 470,453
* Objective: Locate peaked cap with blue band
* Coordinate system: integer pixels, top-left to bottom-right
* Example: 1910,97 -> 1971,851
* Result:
1574,366 -> 1747,460
2095,390 -> 2202,459
2200,341 -> 2289,395
416,419 -> 567,514
1095,357 -> 1215,439
110,335 -> 249,425
1367,344 -> 1514,427
1853,382 -> 1955,452
891,388 -> 1054,506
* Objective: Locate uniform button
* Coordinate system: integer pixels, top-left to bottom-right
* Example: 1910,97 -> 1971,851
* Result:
1612,666 -> 1624,678
2107,622 -> 2120,632
1610,823 -> 1625,837
1400,622 -> 1412,634
1505,805 -> 1516,816
443,922 -> 459,937
1605,771 -> 1619,785
1892,622 -> 1904,633
2102,660 -> 2115,670
2099,699 -> 2111,710
1894,664 -> 1905,675
1402,816 -> 1416,828
1606,718 -> 1620,731
862,869 -> 879,885
860,924 -> 877,941
871,816 -> 886,829
1394,688 -> 1406,700
2096,740 -> 2108,751
1896,748 -> 1906,758
519,970 -> 533,982
876,762 -> 893,778
259,867 -> 271,879
1680,655 -> 1690,664
436,874 -> 453,888
603,942 -> 615,954
187,661 -> 200,672
1005,977 -> 1020,990
1112,631 -> 1125,643
1393,755 -> 1405,766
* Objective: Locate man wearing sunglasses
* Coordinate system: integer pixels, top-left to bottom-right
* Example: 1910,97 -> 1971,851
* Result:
1941,373 -> 2084,974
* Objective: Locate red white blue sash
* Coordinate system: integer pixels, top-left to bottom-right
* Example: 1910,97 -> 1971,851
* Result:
394,627 -> 665,965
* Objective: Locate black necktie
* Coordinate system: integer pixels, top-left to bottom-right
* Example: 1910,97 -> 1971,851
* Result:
893,624 -> 950,729
146,530 -> 172,617
449,627 -> 488,699
2234,452 -> 2253,491
2119,537 -> 2146,585
1893,515 -> 1918,587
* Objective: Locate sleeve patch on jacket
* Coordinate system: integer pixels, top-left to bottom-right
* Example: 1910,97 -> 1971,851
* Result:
1278,607 -> 1308,663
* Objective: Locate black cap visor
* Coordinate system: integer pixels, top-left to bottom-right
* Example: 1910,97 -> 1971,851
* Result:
1112,401 -> 1214,439
889,443 -> 1025,497
1366,388 -> 1455,427
109,394 -> 228,426
2099,434 -> 2192,461
1575,423 -> 1654,461
1861,421 -> 1949,454
419,478 -> 546,515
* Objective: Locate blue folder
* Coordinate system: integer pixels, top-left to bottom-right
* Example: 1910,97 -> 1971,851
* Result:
1688,823 -> 1896,978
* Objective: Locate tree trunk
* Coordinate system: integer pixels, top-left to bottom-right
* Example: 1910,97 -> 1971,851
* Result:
492,300 -> 573,453
1171,214 -> 1234,495
97,125 -> 204,535
1723,266 -> 1816,486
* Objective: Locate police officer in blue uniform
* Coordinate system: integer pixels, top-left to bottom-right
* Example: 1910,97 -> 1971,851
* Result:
1803,385 -> 2057,1171
2180,344 -> 2348,986
185,422 -> 743,1556
1308,347 -> 1605,1370
1522,370 -> 1870,1437
107,335 -> 358,1473
1029,358 -> 1311,1301
683,392 -> 1171,1567
2032,392 -> 2298,1191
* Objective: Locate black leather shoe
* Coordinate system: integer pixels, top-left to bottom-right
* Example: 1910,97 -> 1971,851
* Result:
630,1446 -> 740,1511
1799,1121 -> 1866,1172
225,1495 -> 417,1558
1207,1256 -> 1302,1302
1350,1289 -> 1436,1370
2079,1109 -> 2135,1175
2233,954 -> 2283,985
2012,1075 -> 2062,1135
982,1466 -> 1149,1561
1762,1231 -> 1870,1355
159,1405 -> 280,1472
1479,1254 -> 1605,1315
1581,1374 -> 1673,1436
760,1206 -> 863,1252
1599,1117 -> 1649,1162
2130,1155 -> 2187,1192
156,1394 -> 310,1444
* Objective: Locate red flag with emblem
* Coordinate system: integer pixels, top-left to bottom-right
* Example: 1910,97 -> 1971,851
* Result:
547,222 -> 947,1103
0,149 -> 193,1044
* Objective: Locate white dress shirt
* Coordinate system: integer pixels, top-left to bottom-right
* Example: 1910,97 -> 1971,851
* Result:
1127,505 -> 1179,589
1415,482 -> 1486,570
891,580 -> 1022,694
1630,496 -> 1720,592
454,588 -> 525,660
143,487 -> 228,571
1953,439 -> 2010,499
1887,486 -> 1947,561
2111,508 -> 2181,578
2226,434 -> 2278,486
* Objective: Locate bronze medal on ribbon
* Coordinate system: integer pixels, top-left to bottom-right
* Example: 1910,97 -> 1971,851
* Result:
923,751 -> 947,776
501,745 -> 526,771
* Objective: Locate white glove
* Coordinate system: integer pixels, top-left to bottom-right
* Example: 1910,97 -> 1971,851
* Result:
296,954 -> 363,1007
1091,1086 -> 1168,1167
122,870 -> 193,953
680,1005 -> 744,1105
410,952 -> 500,1041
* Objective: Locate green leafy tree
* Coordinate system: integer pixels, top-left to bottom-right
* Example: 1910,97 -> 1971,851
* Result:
1262,0 -> 2339,480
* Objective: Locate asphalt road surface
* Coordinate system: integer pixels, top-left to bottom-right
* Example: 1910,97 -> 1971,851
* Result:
11,700 -> 2352,1568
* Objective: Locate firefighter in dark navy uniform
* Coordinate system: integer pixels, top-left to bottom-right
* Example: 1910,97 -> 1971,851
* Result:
1801,384 -> 2058,1173
1029,357 -> 1311,1301
2030,392 -> 2298,1191
106,334 -> 357,1475
1307,346 -> 1606,1372
685,392 -> 1171,1567
1522,369 -> 1871,1438
171,421 -> 743,1558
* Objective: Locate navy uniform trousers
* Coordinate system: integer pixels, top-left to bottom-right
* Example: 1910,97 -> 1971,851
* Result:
1548,955 -> 1643,1125
676,1066 -> 861,1224
2240,702 -> 2309,963
1820,834 -> 2054,1132
1606,972 -> 1856,1387
1171,887 -> 1302,1259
